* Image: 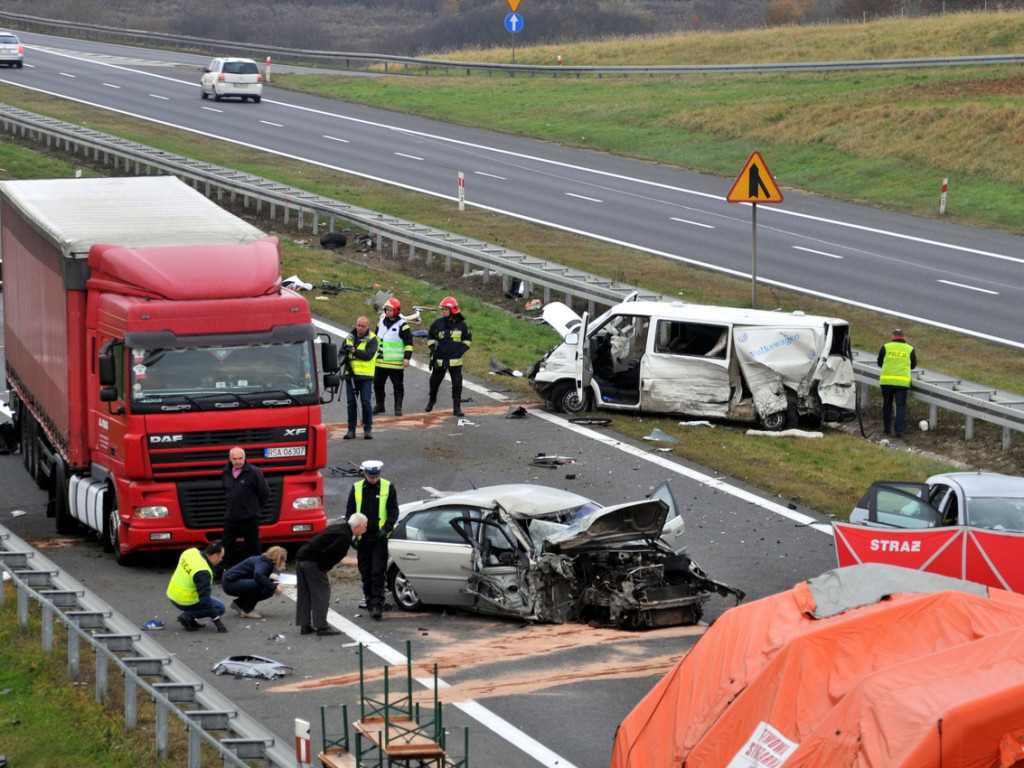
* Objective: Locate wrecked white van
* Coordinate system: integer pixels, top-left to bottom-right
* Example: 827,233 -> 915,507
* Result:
528,298 -> 856,430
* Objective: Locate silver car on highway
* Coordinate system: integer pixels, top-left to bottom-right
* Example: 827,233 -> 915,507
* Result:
386,483 -> 743,629
0,31 -> 24,68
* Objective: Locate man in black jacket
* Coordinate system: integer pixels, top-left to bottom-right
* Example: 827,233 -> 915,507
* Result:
218,447 -> 271,579
295,513 -> 368,636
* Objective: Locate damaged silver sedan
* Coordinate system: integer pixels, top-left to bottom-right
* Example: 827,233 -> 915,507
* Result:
387,483 -> 743,629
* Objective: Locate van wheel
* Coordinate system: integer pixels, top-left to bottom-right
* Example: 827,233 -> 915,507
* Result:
552,382 -> 590,414
760,411 -> 787,431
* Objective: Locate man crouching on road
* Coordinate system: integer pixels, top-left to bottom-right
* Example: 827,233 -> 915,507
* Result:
167,541 -> 228,633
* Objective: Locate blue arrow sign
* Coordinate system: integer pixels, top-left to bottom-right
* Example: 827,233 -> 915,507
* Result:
505,12 -> 523,33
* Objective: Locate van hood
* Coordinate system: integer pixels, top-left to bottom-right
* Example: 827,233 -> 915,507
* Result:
542,498 -> 669,552
541,302 -> 583,341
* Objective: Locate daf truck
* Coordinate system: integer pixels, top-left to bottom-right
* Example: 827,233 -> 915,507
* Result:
1,176 -> 340,563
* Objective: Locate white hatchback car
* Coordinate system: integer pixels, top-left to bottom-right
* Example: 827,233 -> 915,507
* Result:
0,31 -> 24,68
200,57 -> 262,103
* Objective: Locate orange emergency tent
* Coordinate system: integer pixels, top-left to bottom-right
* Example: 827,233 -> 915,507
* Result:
610,564 -> 1024,768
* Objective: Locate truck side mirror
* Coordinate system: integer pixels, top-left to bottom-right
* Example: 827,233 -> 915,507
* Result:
98,352 -> 116,387
320,339 -> 339,374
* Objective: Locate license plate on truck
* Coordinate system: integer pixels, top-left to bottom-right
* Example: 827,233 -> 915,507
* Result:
265,446 -> 306,458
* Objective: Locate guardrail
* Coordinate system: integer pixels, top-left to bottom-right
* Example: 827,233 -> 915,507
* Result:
1,103 -> 1022,448
852,351 -> 1024,450
0,526 -> 294,767
3,10 -> 1024,77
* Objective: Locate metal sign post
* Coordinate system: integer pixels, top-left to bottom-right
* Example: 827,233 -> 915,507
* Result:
726,151 -> 784,309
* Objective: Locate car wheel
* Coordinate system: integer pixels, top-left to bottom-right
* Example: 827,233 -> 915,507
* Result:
201,88 -> 208,100
759,410 -> 787,431
552,381 -> 590,414
390,567 -> 423,611
253,95 -> 261,104
213,90 -> 222,102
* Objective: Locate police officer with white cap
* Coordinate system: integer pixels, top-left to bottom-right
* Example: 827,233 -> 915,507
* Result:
345,460 -> 398,620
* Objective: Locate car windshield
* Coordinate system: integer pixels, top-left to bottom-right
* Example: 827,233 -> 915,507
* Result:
0,35 -> 17,44
966,497 -> 1024,531
129,340 -> 318,412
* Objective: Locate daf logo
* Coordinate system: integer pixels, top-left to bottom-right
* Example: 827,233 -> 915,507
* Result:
284,427 -> 308,437
150,434 -> 184,444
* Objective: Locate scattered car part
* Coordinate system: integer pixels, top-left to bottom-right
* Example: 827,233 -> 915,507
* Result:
212,655 -> 293,680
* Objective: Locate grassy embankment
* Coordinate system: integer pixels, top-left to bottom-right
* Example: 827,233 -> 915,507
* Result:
2,11 -> 1023,517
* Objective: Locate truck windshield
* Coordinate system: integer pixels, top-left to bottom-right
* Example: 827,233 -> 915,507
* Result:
129,341 -> 318,413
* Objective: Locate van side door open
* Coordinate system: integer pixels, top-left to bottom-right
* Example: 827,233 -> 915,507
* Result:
643,319 -> 734,417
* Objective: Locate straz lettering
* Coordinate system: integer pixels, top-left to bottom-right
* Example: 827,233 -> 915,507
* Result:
870,539 -> 922,553
149,434 -> 184,444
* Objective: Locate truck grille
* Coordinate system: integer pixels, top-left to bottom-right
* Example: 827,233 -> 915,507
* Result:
148,426 -> 310,476
177,477 -> 283,531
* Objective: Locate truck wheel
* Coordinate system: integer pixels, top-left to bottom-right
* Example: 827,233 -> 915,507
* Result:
21,408 -> 46,489
51,461 -> 76,535
760,411 -> 787,431
552,382 -> 590,414
20,402 -> 32,477
104,491 -> 135,566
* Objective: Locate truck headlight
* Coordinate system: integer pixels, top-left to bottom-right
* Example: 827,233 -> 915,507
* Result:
292,496 -> 322,510
134,505 -> 169,519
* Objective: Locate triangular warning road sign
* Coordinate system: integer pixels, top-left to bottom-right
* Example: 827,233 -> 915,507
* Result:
727,151 -> 783,204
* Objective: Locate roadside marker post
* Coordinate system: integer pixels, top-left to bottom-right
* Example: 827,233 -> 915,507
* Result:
295,718 -> 311,764
940,177 -> 948,215
458,171 -> 465,212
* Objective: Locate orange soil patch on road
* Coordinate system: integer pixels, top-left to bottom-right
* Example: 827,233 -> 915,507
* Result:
325,404 -> 532,438
271,621 -> 704,700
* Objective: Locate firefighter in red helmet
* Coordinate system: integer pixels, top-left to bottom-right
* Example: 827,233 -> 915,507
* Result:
425,297 -> 472,417
373,298 -> 414,417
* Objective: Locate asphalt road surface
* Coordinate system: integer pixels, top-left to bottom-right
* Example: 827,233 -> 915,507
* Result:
0,311 -> 839,768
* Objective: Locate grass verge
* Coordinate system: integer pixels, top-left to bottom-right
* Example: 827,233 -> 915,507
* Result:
0,583 -> 207,766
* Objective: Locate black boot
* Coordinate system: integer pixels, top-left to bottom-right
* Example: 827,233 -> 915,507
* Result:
394,395 -> 403,417
453,398 -> 464,418
425,393 -> 436,412
372,401 -> 385,415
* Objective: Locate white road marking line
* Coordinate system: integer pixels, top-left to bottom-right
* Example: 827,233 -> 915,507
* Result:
670,216 -> 714,229
937,279 -> 998,295
793,245 -> 842,259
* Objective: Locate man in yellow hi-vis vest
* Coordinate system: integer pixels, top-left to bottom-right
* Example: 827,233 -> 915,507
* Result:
343,316 -> 379,440
877,328 -> 917,438
345,460 -> 399,620
166,541 -> 227,632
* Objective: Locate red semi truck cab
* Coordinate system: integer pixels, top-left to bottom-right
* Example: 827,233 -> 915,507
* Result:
1,177 -> 337,564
